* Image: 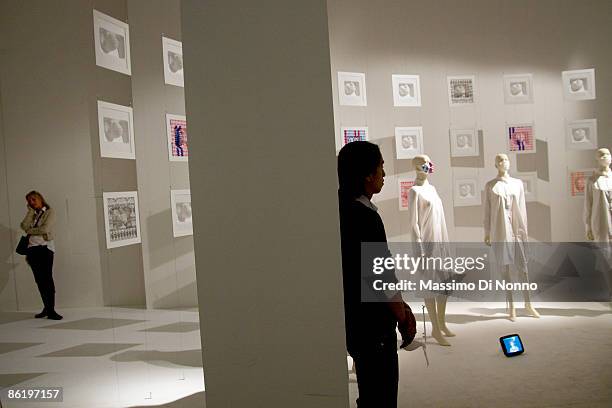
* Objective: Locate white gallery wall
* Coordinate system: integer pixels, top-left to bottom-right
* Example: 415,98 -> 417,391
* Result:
0,0 -> 194,310
328,0 -> 612,243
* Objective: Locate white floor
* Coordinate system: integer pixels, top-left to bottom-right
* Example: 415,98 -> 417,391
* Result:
0,302 -> 611,408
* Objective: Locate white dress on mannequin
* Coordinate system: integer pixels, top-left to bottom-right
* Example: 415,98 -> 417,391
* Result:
584,172 -> 612,242
407,184 -> 451,289
483,176 -> 528,267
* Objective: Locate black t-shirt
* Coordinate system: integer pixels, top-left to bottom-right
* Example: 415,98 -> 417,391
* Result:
339,197 -> 397,354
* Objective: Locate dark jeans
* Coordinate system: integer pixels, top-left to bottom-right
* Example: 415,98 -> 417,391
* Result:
26,246 -> 56,312
351,337 -> 399,408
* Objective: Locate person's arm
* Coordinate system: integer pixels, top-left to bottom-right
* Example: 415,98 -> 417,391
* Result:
483,183 -> 491,245
584,178 -> 594,240
25,208 -> 56,238
20,207 -> 35,233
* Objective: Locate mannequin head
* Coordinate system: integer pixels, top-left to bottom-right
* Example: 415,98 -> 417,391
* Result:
413,154 -> 433,176
596,148 -> 611,168
338,141 -> 384,200
495,153 -> 510,174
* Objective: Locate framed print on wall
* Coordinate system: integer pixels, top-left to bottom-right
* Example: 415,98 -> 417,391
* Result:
453,175 -> 481,207
338,72 -> 367,106
166,113 -> 188,162
170,189 -> 193,237
392,74 -> 421,107
450,128 -> 479,157
447,75 -> 475,105
566,119 -> 597,151
568,168 -> 593,197
503,74 -> 534,104
97,101 -> 135,159
162,36 -> 184,87
398,178 -> 416,211
103,191 -> 141,249
562,68 -> 596,101
93,10 -> 131,75
395,127 -> 424,159
340,126 -> 368,148
507,124 -> 536,154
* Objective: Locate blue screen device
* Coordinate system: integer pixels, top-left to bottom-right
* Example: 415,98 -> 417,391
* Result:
499,334 -> 524,357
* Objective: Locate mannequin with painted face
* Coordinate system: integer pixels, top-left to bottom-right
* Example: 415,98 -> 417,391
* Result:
484,154 -> 539,321
406,154 -> 454,346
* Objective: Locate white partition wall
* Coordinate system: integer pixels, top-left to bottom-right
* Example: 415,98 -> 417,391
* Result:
181,0 -> 349,407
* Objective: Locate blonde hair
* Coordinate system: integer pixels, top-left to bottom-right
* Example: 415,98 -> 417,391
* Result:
25,190 -> 50,209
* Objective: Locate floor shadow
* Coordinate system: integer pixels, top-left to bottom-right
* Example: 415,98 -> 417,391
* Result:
37,343 -> 141,358
469,307 -> 612,318
110,349 -> 202,368
128,391 -> 205,408
141,322 -> 200,333
0,342 -> 43,355
40,317 -> 146,331
0,372 -> 46,388
0,312 -> 34,325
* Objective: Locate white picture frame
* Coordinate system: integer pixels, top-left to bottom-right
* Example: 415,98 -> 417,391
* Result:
338,72 -> 367,106
340,126 -> 368,148
170,189 -> 193,237
453,174 -> 481,207
568,168 -> 593,198
449,128 -> 479,157
102,191 -> 141,249
93,10 -> 131,76
395,127 -> 424,159
503,74 -> 534,104
562,68 -> 596,101
516,172 -> 538,202
398,178 -> 416,211
447,75 -> 476,105
162,36 -> 184,87
166,113 -> 188,162
507,124 -> 536,154
97,101 -> 135,159
392,74 -> 421,107
566,119 -> 597,151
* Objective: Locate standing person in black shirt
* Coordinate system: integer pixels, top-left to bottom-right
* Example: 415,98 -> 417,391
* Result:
338,141 -> 415,408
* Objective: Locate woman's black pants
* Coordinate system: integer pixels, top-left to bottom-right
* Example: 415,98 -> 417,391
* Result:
26,246 -> 56,312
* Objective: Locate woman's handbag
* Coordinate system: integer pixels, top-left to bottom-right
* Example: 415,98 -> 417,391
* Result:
16,235 -> 29,255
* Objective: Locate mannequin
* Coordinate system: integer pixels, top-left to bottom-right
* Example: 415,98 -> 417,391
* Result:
406,154 -> 454,346
584,148 -> 612,299
484,154 -> 539,321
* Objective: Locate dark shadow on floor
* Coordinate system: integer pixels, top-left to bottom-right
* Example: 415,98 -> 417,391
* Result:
0,312 -> 35,325
110,349 -> 202,368
37,343 -> 141,357
0,342 -> 43,355
128,391 -> 205,408
141,322 -> 200,333
0,372 -> 46,388
41,317 -> 146,330
469,307 -> 612,318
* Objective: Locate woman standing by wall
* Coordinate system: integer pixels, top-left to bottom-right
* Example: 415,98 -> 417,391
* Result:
20,191 -> 62,320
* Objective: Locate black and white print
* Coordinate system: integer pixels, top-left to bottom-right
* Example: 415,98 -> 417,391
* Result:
453,171 -> 481,207
97,101 -> 135,159
93,10 -> 131,75
392,74 -> 421,106
566,119 -> 597,151
395,127 -> 423,159
162,37 -> 184,87
562,69 -> 596,101
504,74 -> 533,104
170,190 -> 193,237
337,72 -> 367,106
447,75 -> 475,105
103,191 -> 141,249
449,128 -> 479,157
